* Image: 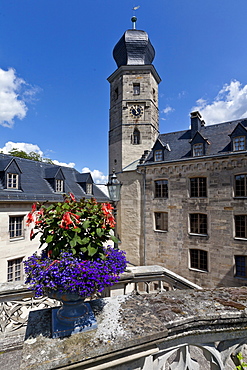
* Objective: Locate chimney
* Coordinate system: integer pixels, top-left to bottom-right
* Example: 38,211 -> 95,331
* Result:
190,111 -> 203,138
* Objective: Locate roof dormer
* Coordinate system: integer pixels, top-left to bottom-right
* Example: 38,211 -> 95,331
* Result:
0,158 -> 22,190
229,122 -> 247,152
190,131 -> 209,157
44,167 -> 65,193
76,173 -> 93,195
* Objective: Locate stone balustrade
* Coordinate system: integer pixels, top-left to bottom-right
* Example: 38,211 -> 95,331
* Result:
2,268 -> 247,369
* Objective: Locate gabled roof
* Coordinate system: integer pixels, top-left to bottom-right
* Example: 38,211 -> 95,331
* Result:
144,118 -> 247,164
0,154 -> 109,203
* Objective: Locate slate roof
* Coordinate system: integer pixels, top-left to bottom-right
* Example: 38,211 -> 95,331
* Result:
113,29 -> 155,67
0,154 -> 109,203
144,117 -> 247,164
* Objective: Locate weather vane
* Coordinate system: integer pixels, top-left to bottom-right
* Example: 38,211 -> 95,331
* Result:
131,5 -> 140,29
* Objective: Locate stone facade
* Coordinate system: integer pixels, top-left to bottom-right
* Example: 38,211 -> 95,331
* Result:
108,25 -> 247,288
108,65 -> 160,174
142,154 -> 247,288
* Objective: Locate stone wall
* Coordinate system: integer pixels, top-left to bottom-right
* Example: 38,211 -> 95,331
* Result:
143,154 -> 247,288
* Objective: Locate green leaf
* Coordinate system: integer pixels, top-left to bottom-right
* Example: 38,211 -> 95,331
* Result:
46,234 -> 54,243
110,235 -> 119,244
71,248 -> 77,255
87,245 -> 98,256
96,228 -> 104,237
83,220 -> 90,229
70,237 -> 77,247
81,237 -> 90,245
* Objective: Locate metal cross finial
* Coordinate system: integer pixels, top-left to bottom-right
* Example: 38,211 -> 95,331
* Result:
131,5 -> 140,29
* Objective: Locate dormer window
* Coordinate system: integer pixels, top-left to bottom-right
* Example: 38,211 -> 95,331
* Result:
233,136 -> 245,151
7,173 -> 18,189
154,150 -> 163,162
56,179 -> 64,192
193,143 -> 203,157
86,183 -> 93,194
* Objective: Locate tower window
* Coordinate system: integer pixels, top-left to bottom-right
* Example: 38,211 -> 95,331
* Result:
133,83 -> 140,95
132,129 -> 140,145
114,87 -> 118,100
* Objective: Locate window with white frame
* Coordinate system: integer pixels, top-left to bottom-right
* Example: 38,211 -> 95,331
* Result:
190,249 -> 208,272
86,183 -> 93,194
193,143 -> 203,157
190,177 -> 207,197
189,213 -> 207,235
154,180 -> 168,198
233,136 -> 245,151
7,173 -> 18,189
9,216 -> 24,239
154,212 -> 168,231
235,256 -> 247,278
235,215 -> 247,239
235,174 -> 247,197
154,150 -> 163,162
56,179 -> 64,192
7,258 -> 23,282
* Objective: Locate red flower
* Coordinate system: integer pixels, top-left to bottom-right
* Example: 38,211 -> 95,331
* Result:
31,203 -> 37,212
30,229 -> 34,240
69,193 -> 76,202
102,203 -> 115,228
60,212 -> 79,229
26,212 -> 34,226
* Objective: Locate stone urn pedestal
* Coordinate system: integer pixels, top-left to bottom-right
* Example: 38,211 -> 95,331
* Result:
47,291 -> 97,338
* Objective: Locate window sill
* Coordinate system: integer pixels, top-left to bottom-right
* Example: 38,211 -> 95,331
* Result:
189,233 -> 208,237
234,237 -> 247,241
154,229 -> 168,233
9,237 -> 24,242
189,267 -> 208,273
234,276 -> 247,280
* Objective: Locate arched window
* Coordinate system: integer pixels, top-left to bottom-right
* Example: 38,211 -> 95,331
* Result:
132,128 -> 140,145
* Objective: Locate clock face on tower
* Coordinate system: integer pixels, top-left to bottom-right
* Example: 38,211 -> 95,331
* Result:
129,105 -> 144,118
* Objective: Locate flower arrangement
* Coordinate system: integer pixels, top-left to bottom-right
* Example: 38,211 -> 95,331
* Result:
24,193 -> 127,298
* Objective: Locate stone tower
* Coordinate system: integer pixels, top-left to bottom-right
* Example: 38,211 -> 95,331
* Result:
108,19 -> 161,174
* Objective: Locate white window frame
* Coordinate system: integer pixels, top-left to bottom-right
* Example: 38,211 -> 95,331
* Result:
154,150 -> 163,162
56,179 -> 64,192
233,136 -> 245,151
7,173 -> 18,189
193,143 -> 203,157
154,212 -> 168,232
9,216 -> 24,239
86,183 -> 93,194
7,257 -> 23,282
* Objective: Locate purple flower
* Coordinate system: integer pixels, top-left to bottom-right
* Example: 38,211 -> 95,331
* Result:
24,248 -> 127,298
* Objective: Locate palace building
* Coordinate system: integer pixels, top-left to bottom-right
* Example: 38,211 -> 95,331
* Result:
108,18 -> 247,288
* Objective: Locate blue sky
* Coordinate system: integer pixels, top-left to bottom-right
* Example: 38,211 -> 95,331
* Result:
1,1 -> 247,182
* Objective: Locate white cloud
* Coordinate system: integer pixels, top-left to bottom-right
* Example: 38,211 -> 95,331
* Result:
0,141 -> 75,167
82,167 -> 108,184
192,80 -> 247,125
161,106 -> 174,115
0,141 -> 43,155
0,68 -> 29,128
53,160 -> 75,168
